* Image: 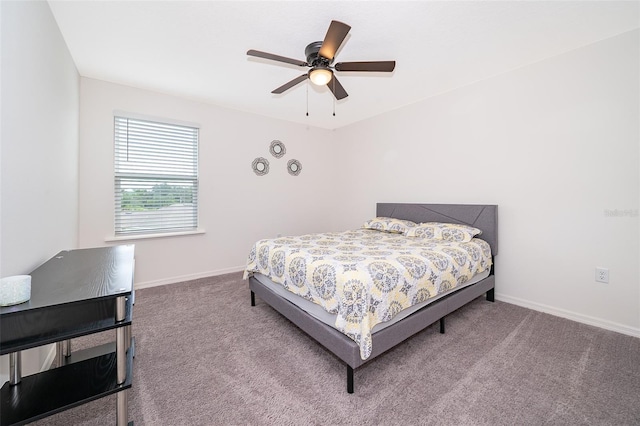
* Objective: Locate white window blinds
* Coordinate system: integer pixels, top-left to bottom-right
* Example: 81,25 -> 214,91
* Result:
114,116 -> 199,236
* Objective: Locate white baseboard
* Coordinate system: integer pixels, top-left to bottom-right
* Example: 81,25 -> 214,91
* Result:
136,273 -> 640,337
134,266 -> 245,290
495,293 -> 640,338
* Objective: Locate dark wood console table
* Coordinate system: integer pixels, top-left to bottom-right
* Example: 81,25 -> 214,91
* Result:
0,245 -> 135,425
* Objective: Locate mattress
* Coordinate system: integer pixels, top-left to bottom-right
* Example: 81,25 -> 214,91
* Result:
253,268 -> 490,333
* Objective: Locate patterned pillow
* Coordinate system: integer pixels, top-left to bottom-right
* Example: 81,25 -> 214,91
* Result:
405,223 -> 440,239
362,217 -> 417,234
405,222 -> 481,242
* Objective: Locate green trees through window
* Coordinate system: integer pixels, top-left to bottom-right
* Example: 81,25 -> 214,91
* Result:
120,184 -> 194,211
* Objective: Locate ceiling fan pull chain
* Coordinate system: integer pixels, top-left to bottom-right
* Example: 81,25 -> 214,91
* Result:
332,79 -> 336,116
306,82 -> 309,116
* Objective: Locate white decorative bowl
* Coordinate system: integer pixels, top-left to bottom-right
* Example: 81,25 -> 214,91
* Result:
0,275 -> 31,306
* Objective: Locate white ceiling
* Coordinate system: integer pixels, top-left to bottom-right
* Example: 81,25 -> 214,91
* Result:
48,1 -> 639,130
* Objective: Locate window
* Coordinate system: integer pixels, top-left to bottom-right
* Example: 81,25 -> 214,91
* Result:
114,115 -> 199,236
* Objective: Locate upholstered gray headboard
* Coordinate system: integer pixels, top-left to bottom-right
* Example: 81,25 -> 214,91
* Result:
376,203 -> 498,256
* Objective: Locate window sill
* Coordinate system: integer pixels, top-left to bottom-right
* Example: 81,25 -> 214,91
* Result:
105,229 -> 206,242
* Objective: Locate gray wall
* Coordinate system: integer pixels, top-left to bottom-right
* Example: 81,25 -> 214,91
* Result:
1,0 -> 80,380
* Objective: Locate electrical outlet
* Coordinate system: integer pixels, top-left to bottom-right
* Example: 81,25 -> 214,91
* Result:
595,267 -> 609,283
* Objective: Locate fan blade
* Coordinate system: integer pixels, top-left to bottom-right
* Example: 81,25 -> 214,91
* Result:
335,61 -> 396,72
247,49 -> 308,67
271,74 -> 308,94
327,75 -> 348,100
318,20 -> 351,61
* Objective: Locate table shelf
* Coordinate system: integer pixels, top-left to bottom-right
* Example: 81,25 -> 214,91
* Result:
1,340 -> 134,426
0,296 -> 133,355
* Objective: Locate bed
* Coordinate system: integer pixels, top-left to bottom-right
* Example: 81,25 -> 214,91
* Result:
245,203 -> 498,393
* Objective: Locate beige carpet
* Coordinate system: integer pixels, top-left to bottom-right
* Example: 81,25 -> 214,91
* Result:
33,272 -> 640,425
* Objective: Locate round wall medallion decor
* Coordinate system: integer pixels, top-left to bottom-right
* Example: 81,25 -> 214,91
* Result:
269,140 -> 286,158
252,157 -> 270,176
287,159 -> 302,176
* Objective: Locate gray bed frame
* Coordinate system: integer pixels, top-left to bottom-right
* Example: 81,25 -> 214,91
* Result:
249,203 -> 498,393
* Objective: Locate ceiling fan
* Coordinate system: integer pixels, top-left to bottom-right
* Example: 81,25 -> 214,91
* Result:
247,20 -> 395,100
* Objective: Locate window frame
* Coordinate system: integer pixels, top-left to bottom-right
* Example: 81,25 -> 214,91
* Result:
113,113 -> 201,238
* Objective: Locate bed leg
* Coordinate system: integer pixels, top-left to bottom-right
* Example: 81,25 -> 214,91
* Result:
486,288 -> 495,302
347,365 -> 354,394
439,317 -> 445,334
251,291 -> 255,307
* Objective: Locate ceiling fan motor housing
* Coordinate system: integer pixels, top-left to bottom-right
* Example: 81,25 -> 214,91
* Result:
305,41 -> 329,66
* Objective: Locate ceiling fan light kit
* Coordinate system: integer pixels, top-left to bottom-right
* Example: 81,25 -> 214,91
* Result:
309,68 -> 332,86
247,20 -> 396,103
